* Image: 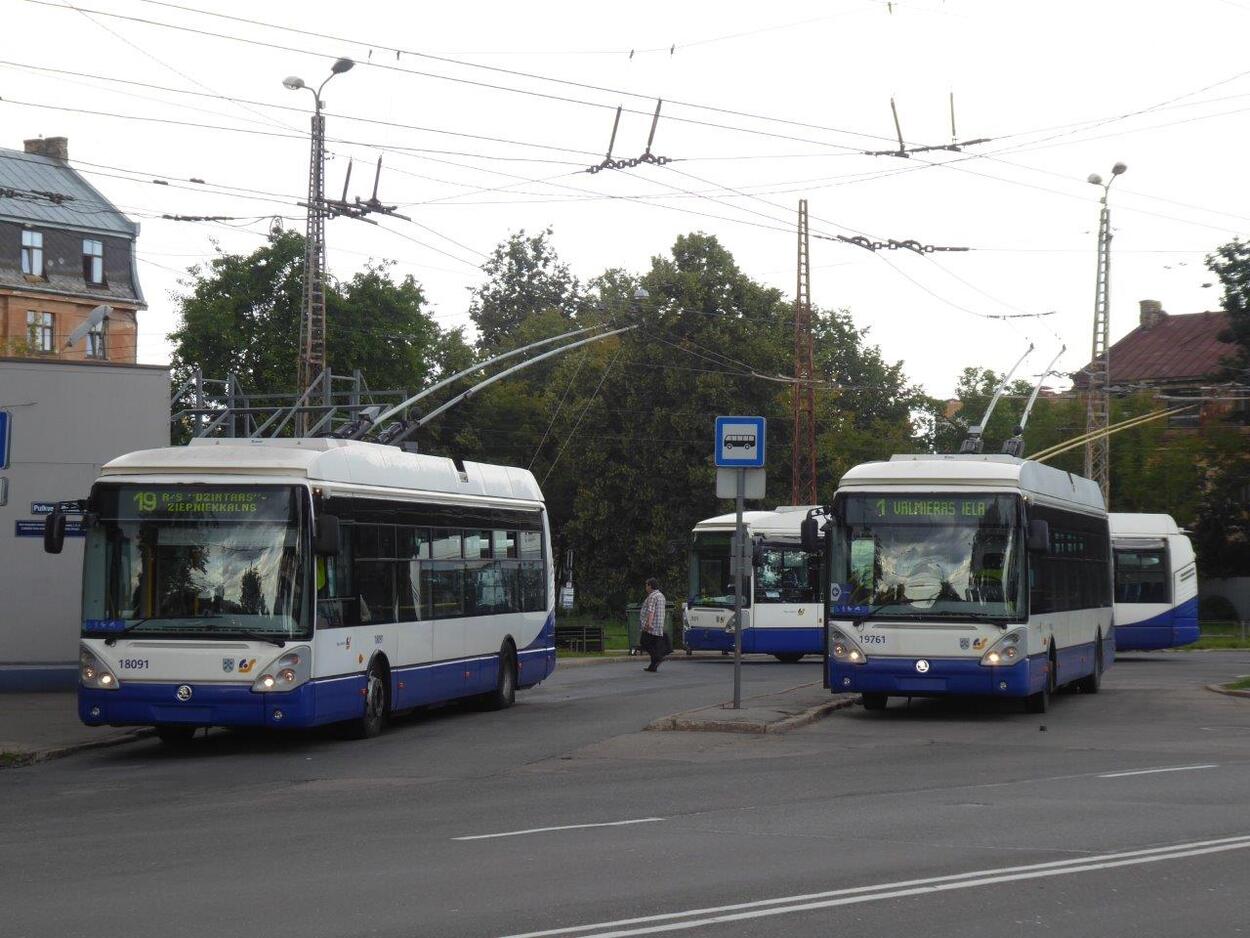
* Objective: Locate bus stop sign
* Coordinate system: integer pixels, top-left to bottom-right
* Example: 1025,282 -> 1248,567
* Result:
714,416 -> 765,468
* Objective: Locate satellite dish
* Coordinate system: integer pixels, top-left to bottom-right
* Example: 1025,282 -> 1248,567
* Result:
65,305 -> 112,349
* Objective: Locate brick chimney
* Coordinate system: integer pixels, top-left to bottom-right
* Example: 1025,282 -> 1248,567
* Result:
1139,299 -> 1168,330
23,136 -> 69,162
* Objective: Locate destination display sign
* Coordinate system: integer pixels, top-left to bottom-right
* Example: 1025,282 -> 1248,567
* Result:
845,494 -> 1016,526
104,485 -> 294,522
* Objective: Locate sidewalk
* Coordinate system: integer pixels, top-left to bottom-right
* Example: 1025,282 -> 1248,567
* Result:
645,681 -> 857,734
0,693 -> 147,767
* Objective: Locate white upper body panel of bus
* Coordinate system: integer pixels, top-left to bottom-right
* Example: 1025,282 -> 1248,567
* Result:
97,438 -> 545,506
693,505 -> 817,538
837,454 -> 1106,515
1108,513 -> 1182,537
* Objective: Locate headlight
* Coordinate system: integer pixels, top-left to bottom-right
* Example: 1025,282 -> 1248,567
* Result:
829,627 -> 868,665
252,646 -> 311,693
980,629 -> 1027,667
80,645 -> 120,690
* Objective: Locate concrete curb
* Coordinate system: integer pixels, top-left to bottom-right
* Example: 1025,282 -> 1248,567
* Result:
1206,683 -> 1250,699
0,728 -> 153,770
555,655 -> 638,668
645,693 -> 858,735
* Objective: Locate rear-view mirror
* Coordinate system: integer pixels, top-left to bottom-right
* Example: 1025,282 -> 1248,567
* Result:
314,513 -> 340,555
801,516 -> 822,553
1027,518 -> 1050,553
44,511 -> 66,555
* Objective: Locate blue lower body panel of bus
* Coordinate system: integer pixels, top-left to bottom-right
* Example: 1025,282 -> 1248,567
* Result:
1115,598 -> 1200,651
829,654 -> 1047,699
80,680 -> 329,729
684,626 -> 822,656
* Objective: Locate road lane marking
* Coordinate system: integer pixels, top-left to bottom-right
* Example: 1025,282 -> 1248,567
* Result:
454,818 -> 665,841
500,834 -> 1250,938
1098,764 -> 1218,778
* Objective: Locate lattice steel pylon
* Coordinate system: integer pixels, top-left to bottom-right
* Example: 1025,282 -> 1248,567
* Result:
1084,193 -> 1113,505
297,107 -> 329,422
792,199 -> 817,506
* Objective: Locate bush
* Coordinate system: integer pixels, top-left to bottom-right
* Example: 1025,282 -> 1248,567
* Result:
1200,594 -> 1240,622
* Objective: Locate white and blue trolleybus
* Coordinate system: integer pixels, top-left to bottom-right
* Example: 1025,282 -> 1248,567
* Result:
813,454 -> 1113,713
1110,513 -> 1199,651
686,506 -> 822,662
55,438 -> 555,743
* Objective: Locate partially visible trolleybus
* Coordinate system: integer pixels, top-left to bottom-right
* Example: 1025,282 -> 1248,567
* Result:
48,438 -> 555,743
814,454 -> 1113,713
685,507 -> 822,662
1110,513 -> 1199,651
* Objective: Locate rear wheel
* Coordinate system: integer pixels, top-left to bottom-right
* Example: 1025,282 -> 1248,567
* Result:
348,661 -> 389,739
1077,635 -> 1103,694
774,653 -> 804,664
1026,650 -> 1056,714
484,645 -> 517,711
861,693 -> 888,711
154,725 -> 197,747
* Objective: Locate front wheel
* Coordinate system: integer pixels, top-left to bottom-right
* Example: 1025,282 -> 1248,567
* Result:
1026,652 -> 1056,714
861,693 -> 888,711
1077,635 -> 1103,694
348,661 -> 389,739
774,653 -> 805,664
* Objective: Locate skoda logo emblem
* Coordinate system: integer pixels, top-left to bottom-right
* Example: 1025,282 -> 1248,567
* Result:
175,685 -> 193,702
915,659 -> 930,674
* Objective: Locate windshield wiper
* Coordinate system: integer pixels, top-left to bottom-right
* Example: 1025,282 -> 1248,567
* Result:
102,614 -> 223,645
209,630 -> 287,648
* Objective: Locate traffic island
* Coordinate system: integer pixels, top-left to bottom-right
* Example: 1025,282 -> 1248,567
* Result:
1207,676 -> 1250,699
645,682 -> 857,734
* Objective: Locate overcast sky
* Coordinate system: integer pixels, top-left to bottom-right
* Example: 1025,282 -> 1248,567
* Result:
5,0 -> 1247,396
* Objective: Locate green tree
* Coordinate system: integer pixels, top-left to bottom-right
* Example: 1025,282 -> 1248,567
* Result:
468,228 -> 582,353
1191,430 -> 1250,577
168,230 -> 445,400
1207,238 -> 1250,377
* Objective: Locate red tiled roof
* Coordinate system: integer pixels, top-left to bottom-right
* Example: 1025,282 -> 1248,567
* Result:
1077,311 -> 1234,385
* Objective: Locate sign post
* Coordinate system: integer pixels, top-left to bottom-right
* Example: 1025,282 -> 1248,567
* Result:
714,416 -> 766,710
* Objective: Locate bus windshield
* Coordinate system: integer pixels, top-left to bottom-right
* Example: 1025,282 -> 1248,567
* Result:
689,531 -> 749,608
832,493 -> 1023,621
82,483 -> 308,639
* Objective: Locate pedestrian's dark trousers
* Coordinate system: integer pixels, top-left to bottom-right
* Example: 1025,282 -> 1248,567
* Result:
641,631 -> 666,669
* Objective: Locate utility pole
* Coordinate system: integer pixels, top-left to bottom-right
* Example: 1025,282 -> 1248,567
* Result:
1084,162 -> 1126,505
792,199 -> 817,506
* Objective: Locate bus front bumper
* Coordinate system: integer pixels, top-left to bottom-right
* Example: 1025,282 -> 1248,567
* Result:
829,654 -> 1046,699
80,681 -> 319,729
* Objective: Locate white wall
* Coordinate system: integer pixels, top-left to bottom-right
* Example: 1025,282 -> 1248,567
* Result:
0,358 -> 168,690
1200,577 -> 1250,621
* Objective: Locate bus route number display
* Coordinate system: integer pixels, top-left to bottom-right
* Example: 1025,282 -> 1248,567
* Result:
120,487 -> 287,521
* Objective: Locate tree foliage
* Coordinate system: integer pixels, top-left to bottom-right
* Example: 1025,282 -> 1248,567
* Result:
1207,238 -> 1250,378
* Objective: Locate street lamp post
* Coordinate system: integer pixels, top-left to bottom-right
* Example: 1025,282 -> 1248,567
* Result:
283,57 -> 353,434
1084,161 -> 1126,506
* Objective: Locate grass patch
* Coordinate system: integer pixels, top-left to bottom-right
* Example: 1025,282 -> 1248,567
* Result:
1225,675 -> 1250,691
0,751 -> 31,768
1175,622 -> 1250,650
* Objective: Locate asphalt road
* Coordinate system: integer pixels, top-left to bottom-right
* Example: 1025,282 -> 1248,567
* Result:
3,651 -> 1249,938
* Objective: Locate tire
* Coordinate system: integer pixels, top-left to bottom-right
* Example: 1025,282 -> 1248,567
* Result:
774,653 -> 805,664
154,725 -> 197,746
1077,634 -> 1103,694
861,693 -> 888,711
348,660 -> 389,739
484,645 -> 517,711
1026,650 -> 1056,714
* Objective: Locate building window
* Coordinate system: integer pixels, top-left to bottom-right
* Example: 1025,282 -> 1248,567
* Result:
86,320 -> 107,359
21,230 -> 44,277
83,239 -> 104,284
27,311 -> 54,352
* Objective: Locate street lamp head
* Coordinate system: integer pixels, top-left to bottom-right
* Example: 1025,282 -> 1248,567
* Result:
1111,161 -> 1127,176
633,286 -> 650,302
331,57 -> 355,74
1087,173 -> 1103,186
282,76 -> 306,91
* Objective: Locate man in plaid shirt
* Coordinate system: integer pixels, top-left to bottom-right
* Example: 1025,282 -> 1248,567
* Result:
640,577 -> 668,672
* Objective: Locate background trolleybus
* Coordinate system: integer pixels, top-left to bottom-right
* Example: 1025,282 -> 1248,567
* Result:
46,438 -> 555,744
686,506 -> 822,662
1110,513 -> 1199,650
813,454 -> 1113,714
